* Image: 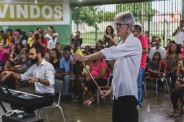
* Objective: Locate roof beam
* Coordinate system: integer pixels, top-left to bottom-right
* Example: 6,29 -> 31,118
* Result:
70,0 -> 156,7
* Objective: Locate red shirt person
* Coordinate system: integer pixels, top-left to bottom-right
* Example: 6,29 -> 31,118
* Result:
133,25 -> 148,107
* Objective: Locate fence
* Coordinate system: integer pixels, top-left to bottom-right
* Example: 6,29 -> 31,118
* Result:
72,0 -> 182,47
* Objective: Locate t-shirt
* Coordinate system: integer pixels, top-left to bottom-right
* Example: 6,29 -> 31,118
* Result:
51,60 -> 60,71
60,57 -> 72,72
139,34 -> 148,68
27,37 -> 33,47
71,49 -> 83,55
176,27 -> 184,45
90,60 -> 107,79
45,33 -> 58,49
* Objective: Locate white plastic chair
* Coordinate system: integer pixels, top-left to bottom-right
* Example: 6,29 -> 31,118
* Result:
38,80 -> 66,122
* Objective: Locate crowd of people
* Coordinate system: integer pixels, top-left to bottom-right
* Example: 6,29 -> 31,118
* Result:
0,11 -> 184,122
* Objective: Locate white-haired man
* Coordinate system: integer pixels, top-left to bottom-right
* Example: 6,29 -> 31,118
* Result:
72,11 -> 142,122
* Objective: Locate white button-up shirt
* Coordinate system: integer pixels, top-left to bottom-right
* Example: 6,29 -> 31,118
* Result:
21,59 -> 55,94
149,46 -> 166,60
101,33 -> 142,100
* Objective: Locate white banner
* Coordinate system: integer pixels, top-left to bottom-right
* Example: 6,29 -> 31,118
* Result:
0,2 -> 70,25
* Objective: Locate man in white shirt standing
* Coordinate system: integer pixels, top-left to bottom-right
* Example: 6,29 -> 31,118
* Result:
72,11 -> 142,122
1,44 -> 55,114
149,37 -> 166,60
173,20 -> 184,48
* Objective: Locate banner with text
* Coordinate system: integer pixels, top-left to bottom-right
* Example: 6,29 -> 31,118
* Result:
0,3 -> 70,25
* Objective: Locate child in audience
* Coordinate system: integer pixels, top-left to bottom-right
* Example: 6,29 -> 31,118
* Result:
148,52 -> 161,77
148,52 -> 166,89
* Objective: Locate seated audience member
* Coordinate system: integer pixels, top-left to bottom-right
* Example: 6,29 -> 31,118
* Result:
95,40 -> 104,50
21,31 -> 28,46
149,37 -> 166,60
165,39 -> 171,50
81,49 -> 93,77
166,85 -> 184,118
24,43 -> 30,51
4,29 -> 13,46
166,40 -> 175,55
84,45 -> 90,55
20,48 -> 29,66
55,42 -> 63,59
14,48 -> 30,73
148,52 -> 161,77
165,42 -> 183,90
0,43 -> 10,67
9,43 -> 16,61
175,60 -> 184,111
0,31 -> 4,44
50,48 -> 60,71
33,32 -> 47,57
12,29 -> 22,44
55,46 -> 71,98
176,61 -> 184,89
0,60 -> 16,89
180,41 -> 184,58
83,48 -> 107,105
1,45 -> 55,114
27,30 -> 34,47
147,52 -> 165,89
13,43 -> 24,65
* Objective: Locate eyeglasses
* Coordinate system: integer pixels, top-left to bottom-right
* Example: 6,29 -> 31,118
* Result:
114,23 -> 128,28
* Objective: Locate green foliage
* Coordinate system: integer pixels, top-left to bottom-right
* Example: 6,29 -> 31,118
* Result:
71,2 -> 158,43
98,11 -> 116,21
71,6 -> 103,29
116,2 -> 157,22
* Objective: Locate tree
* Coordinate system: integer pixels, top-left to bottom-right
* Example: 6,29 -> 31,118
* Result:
72,6 -> 102,30
116,2 -> 157,22
98,11 -> 116,22
72,6 -> 103,39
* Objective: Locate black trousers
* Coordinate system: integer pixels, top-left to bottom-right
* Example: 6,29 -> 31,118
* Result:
171,86 -> 184,109
85,79 -> 106,94
13,93 -> 55,113
113,96 -> 138,122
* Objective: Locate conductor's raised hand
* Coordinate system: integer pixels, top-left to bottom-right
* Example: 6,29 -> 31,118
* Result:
72,53 -> 87,64
0,71 -> 13,82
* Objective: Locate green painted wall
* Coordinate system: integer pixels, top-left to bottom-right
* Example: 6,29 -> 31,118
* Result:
0,25 -> 71,47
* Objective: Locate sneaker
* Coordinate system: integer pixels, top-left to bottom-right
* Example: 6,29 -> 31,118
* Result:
137,105 -> 141,111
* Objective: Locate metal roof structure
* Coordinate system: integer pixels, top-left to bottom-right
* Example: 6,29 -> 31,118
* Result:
0,0 -> 164,6
70,0 -> 160,6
